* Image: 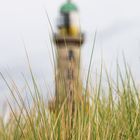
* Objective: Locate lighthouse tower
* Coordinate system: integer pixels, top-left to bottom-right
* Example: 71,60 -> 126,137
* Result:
54,0 -> 84,104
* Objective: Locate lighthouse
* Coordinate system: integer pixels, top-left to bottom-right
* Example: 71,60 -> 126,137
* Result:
53,0 -> 84,105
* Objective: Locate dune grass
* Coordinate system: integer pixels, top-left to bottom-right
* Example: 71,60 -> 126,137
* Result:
0,57 -> 140,140
0,22 -> 139,139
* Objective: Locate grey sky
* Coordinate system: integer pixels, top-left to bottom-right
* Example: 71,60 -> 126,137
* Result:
0,0 -> 140,108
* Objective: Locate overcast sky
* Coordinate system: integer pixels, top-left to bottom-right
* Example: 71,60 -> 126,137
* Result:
0,0 -> 140,108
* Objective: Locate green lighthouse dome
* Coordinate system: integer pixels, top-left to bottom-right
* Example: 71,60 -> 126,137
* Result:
60,2 -> 78,13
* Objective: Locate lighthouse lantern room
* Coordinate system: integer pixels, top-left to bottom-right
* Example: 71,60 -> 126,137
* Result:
57,0 -> 80,36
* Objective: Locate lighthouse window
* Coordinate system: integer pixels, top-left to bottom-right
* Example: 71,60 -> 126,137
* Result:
64,13 -> 70,28
68,50 -> 74,60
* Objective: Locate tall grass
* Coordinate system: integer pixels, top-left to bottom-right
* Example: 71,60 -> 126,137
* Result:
0,56 -> 140,140
0,14 -> 139,138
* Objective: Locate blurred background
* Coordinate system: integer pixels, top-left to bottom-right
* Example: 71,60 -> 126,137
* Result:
0,0 -> 140,111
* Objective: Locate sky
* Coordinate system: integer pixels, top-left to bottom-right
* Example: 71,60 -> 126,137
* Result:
0,0 -> 140,110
